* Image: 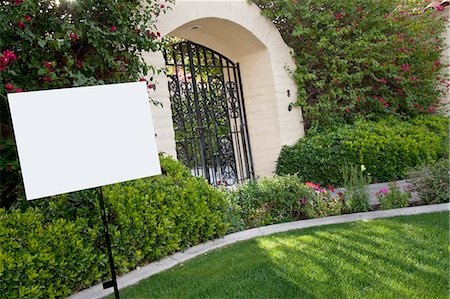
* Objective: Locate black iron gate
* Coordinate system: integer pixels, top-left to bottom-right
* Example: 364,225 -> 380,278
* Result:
164,41 -> 254,186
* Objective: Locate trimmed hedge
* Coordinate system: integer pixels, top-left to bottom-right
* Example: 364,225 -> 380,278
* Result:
276,116 -> 449,187
0,155 -> 228,298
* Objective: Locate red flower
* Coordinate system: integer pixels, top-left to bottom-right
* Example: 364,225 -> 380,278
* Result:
157,31 -> 161,37
15,0 -> 21,4
25,15 -> 31,22
328,185 -> 335,192
336,27 -> 341,32
17,20 -> 26,29
44,61 -> 52,68
5,83 -> 14,91
15,87 -> 23,92
69,33 -> 80,41
160,4 -> 165,8
379,78 -> 387,84
398,47 -> 407,53
409,76 -> 416,81
437,5 -> 444,11
147,83 -> 154,89
305,182 -> 320,189
139,77 -> 147,82
110,26 -> 117,32
75,61 -> 83,69
356,7 -> 362,12
3,50 -> 17,61
356,96 -> 362,101
345,107 -> 350,113
43,76 -> 52,82
335,13 -> 344,20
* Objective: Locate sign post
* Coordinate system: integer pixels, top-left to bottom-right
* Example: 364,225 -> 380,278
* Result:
7,82 -> 161,298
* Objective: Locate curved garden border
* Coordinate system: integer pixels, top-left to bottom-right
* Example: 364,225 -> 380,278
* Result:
68,203 -> 449,299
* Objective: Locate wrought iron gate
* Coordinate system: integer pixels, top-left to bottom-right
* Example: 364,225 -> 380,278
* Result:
164,41 -> 254,186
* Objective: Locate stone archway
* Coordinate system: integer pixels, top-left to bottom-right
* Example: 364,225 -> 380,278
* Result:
144,0 -> 304,178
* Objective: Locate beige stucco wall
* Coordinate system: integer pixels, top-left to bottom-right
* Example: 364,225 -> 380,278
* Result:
144,0 -> 304,177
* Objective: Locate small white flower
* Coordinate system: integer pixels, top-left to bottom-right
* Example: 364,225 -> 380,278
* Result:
361,165 -> 366,172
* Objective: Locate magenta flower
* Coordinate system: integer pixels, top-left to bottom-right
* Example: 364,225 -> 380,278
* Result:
401,64 -> 410,72
379,187 -> 389,194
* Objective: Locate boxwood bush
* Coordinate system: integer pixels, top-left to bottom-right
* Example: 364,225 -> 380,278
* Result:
0,155 -> 228,298
276,116 -> 449,187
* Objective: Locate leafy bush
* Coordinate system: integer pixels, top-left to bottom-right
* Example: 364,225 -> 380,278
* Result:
0,0 -> 172,208
228,176 -> 344,228
304,191 -> 344,218
228,175 -> 314,228
0,155 -> 229,298
343,165 -> 371,212
277,116 -> 449,186
408,159 -> 449,205
253,0 -> 448,129
376,182 -> 411,210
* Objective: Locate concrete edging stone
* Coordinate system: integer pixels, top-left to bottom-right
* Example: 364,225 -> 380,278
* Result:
67,203 -> 449,299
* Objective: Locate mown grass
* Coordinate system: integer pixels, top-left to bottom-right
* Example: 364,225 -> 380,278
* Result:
107,212 -> 449,299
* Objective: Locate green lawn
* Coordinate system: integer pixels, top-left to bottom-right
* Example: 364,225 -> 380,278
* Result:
108,212 -> 449,299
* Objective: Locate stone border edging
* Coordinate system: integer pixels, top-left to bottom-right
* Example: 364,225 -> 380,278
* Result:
68,203 -> 449,299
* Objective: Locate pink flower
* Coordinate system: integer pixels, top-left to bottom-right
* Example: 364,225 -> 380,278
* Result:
139,77 -> 147,82
401,64 -> 410,72
436,5 -> 445,11
25,15 -> 31,22
15,87 -> 23,92
17,20 -> 25,29
15,0 -> 21,4
110,26 -> 117,32
300,197 -> 307,206
147,83 -> 154,89
379,78 -> 387,84
160,4 -> 165,8
5,83 -> 14,91
398,47 -> 407,53
345,107 -> 350,113
44,61 -> 52,68
336,27 -> 341,32
328,185 -> 335,192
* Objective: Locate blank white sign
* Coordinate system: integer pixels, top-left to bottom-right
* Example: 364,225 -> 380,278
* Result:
8,82 -> 161,200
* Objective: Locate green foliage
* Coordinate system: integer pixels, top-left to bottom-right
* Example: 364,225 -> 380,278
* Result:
0,0 -> 173,208
408,159 -> 449,204
0,155 -> 229,298
343,165 -> 371,212
304,193 -> 344,218
228,175 -> 314,228
376,182 -> 410,210
253,0 -> 448,129
276,116 -> 449,186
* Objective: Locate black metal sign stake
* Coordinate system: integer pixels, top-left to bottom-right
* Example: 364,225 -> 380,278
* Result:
97,187 -> 120,299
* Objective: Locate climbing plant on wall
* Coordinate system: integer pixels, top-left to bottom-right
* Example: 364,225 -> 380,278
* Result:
253,0 -> 448,130
0,0 -> 173,208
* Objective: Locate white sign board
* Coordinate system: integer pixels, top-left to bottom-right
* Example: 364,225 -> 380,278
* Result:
8,82 -> 161,200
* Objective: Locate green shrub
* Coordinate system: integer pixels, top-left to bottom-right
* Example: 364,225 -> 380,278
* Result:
407,159 -> 449,205
0,155 -> 229,298
253,0 -> 447,129
304,192 -> 344,219
229,175 -> 314,228
277,116 -> 449,186
376,182 -> 410,210
343,165 -> 371,212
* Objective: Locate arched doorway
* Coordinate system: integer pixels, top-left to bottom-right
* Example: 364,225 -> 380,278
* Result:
164,41 -> 254,186
143,0 -> 305,179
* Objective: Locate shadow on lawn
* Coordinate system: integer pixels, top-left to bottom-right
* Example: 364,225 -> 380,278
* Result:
256,214 -> 448,298
111,213 -> 448,299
